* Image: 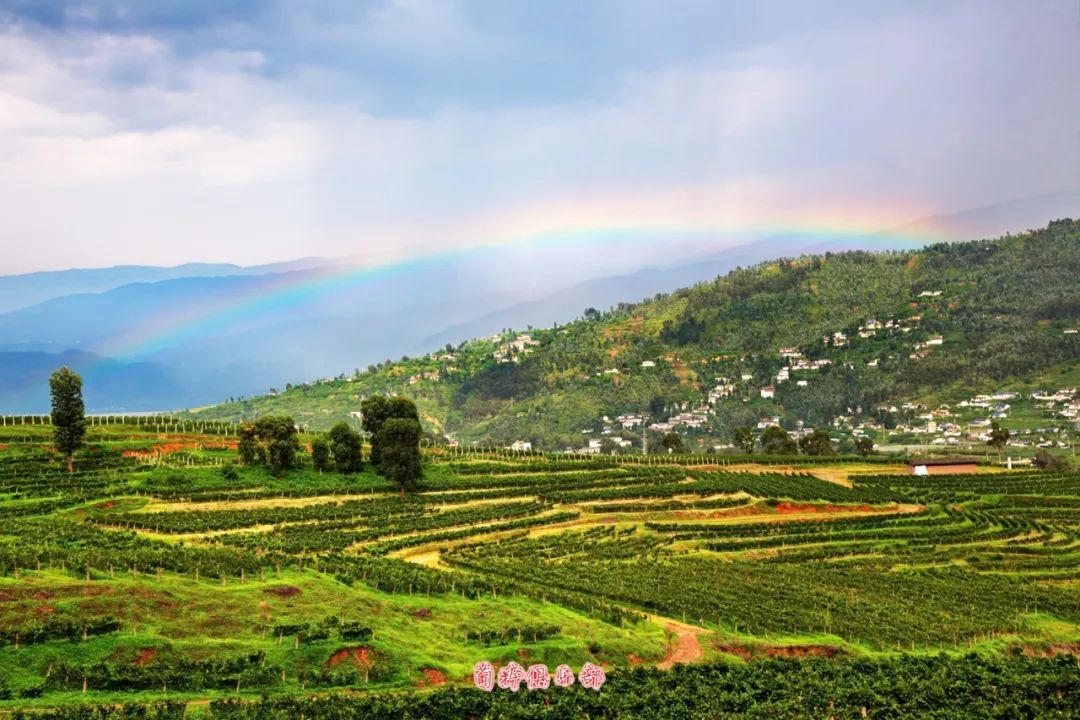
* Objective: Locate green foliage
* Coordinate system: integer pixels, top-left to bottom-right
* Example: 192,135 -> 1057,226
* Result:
732,426 -> 755,454
237,423 -> 258,465
658,432 -> 684,454
254,416 -> 300,475
236,416 -> 300,473
360,395 -> 391,467
855,436 -> 875,456
798,429 -> 835,456
760,425 -> 796,454
327,422 -> 362,474
1033,448 -> 1067,471
310,435 -> 332,473
988,421 -> 1010,451
49,366 -> 86,471
378,418 -> 422,491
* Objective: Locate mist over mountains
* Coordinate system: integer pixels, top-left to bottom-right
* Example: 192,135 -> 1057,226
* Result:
0,192 -> 1076,413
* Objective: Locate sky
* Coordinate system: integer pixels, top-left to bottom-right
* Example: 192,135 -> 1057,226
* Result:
1,0 -> 1078,274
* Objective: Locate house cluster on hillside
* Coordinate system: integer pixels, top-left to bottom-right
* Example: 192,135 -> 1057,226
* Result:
493,333 -> 540,363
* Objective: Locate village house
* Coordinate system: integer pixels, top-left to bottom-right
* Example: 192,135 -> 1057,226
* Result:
760,385 -> 776,399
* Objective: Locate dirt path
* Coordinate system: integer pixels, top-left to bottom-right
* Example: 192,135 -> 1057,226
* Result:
651,614 -> 707,669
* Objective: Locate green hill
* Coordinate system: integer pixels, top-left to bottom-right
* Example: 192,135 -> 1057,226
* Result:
187,219 -> 1080,451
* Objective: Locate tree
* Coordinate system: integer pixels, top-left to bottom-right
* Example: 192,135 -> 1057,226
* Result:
360,396 -> 392,468
732,426 -> 755,454
987,421 -> 1010,455
659,433 -> 685,454
388,396 -> 420,421
328,422 -> 363,474
255,416 -> 300,475
799,429 -> 835,456
363,396 -> 420,475
855,436 -> 875,456
1032,449 -> 1067,471
237,423 -> 259,466
378,418 -> 422,494
49,367 -> 86,473
311,436 -> 332,474
760,426 -> 797,454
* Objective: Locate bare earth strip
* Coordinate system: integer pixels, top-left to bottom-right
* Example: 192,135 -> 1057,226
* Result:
652,614 -> 709,669
137,493 -> 390,513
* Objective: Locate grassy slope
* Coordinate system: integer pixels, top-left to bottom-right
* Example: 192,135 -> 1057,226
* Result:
184,221 -> 1080,449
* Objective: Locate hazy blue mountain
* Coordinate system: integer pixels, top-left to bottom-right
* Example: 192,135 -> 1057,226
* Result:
0,257 -> 331,315
0,350 -> 183,413
894,190 -> 1080,241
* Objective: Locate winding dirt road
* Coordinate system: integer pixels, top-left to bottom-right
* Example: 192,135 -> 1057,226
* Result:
652,615 -> 708,669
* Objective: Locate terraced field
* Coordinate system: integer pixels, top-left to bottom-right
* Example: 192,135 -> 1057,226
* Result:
0,421 -> 1078,716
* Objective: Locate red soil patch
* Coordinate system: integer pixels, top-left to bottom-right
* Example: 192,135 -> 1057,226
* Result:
763,644 -> 845,659
410,607 -> 433,620
0,590 -> 14,602
33,604 -> 56,618
715,642 -> 845,660
263,585 -> 302,598
327,647 -> 374,669
775,502 -> 872,515
134,648 -> 158,667
715,643 -> 754,661
96,501 -> 115,509
414,668 -> 448,687
0,444 -> 9,452
1019,643 -> 1080,658
30,590 -> 54,600
122,440 -> 237,459
627,654 -> 649,665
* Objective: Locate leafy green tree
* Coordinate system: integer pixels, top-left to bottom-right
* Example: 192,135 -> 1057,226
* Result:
798,429 -> 835,456
855,436 -> 875,456
49,367 -> 86,473
760,426 -> 797,454
328,422 -> 363,474
1032,449 -> 1066,471
388,396 -> 420,422
310,436 -> 332,474
987,421 -> 1010,454
732,426 -> 755,454
253,416 -> 300,474
360,396 -> 392,467
363,396 -> 420,475
378,418 -> 422,494
659,433 -> 685,454
237,423 -> 259,466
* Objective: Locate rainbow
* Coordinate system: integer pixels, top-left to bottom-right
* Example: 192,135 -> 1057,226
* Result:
97,215 -> 957,361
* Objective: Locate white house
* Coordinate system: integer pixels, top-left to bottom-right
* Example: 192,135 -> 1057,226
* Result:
760,386 -> 776,399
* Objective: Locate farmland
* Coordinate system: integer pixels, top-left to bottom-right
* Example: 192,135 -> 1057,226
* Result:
0,419 -> 1078,717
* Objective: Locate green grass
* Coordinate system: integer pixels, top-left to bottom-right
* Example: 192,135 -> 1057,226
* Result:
1,423 -> 1079,710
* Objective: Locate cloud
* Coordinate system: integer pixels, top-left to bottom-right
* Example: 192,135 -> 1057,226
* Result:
0,1 -> 1078,273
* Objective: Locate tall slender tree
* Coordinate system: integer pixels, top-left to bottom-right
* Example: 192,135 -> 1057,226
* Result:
378,418 -> 422,494
310,436 -> 332,474
360,396 -> 391,467
49,367 -> 86,473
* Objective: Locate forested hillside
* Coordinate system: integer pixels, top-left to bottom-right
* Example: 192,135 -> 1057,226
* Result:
188,220 -> 1080,450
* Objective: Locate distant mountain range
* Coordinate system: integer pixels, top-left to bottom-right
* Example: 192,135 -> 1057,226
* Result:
0,191 -> 1077,413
